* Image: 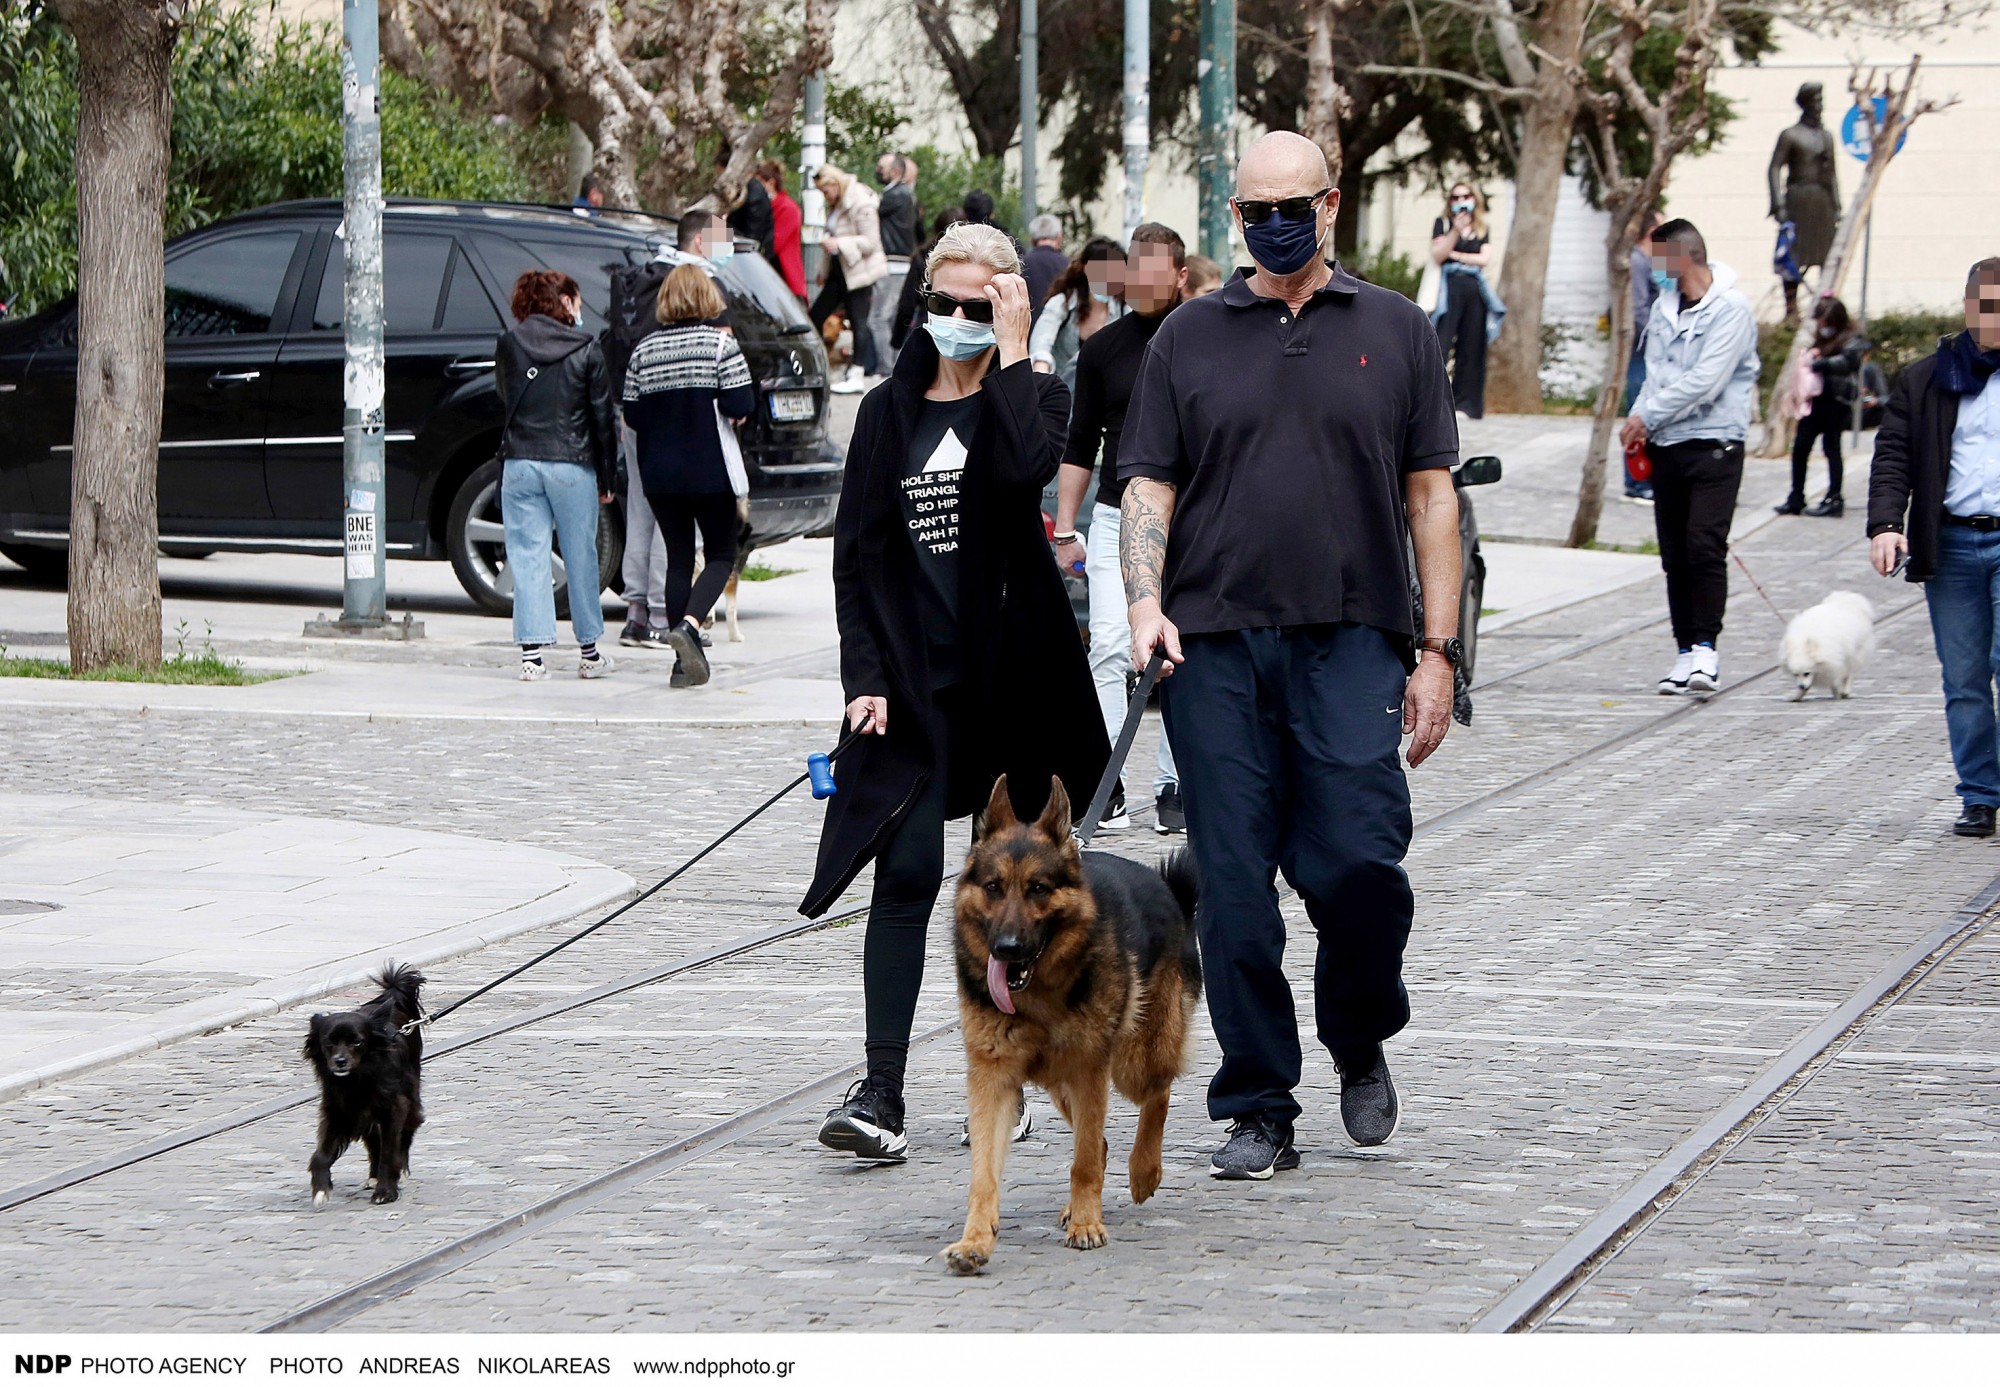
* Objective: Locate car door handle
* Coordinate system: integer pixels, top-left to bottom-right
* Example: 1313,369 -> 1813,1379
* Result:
207,370 -> 261,388
445,358 -> 495,377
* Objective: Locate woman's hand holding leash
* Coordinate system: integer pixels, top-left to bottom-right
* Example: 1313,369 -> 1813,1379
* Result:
846,696 -> 889,736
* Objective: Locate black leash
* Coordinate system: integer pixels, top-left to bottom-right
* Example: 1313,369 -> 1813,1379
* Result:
1075,649 -> 1167,847
402,720 -> 873,1034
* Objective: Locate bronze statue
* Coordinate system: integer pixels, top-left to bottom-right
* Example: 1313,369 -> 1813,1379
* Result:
1768,82 -> 1842,323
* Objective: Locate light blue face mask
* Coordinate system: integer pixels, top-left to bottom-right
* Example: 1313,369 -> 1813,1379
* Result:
708,241 -> 736,266
925,313 -> 997,360
1650,267 -> 1676,295
1091,289 -> 1118,307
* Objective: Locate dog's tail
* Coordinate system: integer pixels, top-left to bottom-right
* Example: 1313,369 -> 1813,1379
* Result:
1158,849 -> 1200,925
372,962 -> 426,1027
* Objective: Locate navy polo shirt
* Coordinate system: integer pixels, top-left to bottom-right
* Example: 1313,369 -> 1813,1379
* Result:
1118,262 -> 1459,638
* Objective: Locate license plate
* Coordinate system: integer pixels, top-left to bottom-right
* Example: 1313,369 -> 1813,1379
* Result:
769,390 -> 816,422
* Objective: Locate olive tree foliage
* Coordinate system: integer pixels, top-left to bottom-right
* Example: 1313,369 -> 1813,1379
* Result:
377,0 -> 833,213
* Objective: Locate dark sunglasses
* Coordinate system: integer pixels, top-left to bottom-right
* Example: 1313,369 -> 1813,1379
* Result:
1234,187 -> 1333,227
921,289 -> 995,323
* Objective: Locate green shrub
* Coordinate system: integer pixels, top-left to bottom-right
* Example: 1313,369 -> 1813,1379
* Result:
0,5 -> 555,317
1350,245 -> 1421,301
1865,308 -> 1960,386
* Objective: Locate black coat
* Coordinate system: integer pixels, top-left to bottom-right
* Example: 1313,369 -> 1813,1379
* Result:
800,331 -> 1110,918
496,314 -> 619,493
1868,344 -> 1962,583
1810,331 -> 1872,407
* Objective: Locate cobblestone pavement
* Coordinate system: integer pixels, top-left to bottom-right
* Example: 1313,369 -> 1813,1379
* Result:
1,505 -> 1995,1332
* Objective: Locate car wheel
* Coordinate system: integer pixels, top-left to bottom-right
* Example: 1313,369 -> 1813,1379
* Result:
1458,550 -> 1484,686
0,542 -> 67,582
445,457 -> 625,619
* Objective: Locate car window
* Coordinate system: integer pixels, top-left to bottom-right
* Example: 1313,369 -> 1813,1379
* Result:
469,231 -> 639,334
313,231 -> 454,334
437,247 -> 502,332
714,250 -> 810,332
164,231 -> 301,337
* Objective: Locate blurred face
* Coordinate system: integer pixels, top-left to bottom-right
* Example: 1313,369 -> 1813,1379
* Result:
877,156 -> 898,185
585,187 -> 604,208
560,292 -> 581,325
1084,258 -> 1125,302
815,176 -> 842,207
1648,240 -> 1696,283
1123,243 -> 1184,315
1968,274 -> 2000,350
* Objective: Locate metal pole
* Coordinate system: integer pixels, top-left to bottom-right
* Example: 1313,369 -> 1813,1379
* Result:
1853,211 -> 1873,449
339,0 -> 385,627
1197,0 -> 1236,263
800,72 -> 827,291
1122,0 -> 1149,242
1020,0 -> 1038,236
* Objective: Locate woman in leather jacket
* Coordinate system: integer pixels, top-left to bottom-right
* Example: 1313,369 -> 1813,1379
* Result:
495,270 -> 620,679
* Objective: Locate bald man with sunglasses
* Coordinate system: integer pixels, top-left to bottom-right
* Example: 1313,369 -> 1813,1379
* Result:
1118,131 -> 1462,1180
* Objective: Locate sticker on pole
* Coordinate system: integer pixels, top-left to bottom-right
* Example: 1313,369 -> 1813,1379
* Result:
1841,97 -> 1907,163
345,509 -> 378,579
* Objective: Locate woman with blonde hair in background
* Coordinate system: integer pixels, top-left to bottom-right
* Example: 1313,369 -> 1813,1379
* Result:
621,265 -> 755,688
811,163 -> 888,394
1429,182 -> 1502,418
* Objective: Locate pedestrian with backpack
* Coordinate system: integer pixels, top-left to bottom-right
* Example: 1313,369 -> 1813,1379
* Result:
497,269 -> 619,680
621,265 -> 755,688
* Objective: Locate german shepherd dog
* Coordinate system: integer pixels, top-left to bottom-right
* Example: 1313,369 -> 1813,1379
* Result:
943,776 -> 1202,1274
303,964 -> 426,1206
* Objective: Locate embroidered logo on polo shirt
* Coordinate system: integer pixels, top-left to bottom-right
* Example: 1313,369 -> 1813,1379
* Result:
1359,354 -> 1368,367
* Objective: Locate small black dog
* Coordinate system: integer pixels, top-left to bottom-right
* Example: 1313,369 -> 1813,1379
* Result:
303,963 -> 426,1206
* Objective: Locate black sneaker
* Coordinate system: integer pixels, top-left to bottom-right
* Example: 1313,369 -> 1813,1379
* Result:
819,1078 -> 907,1162
1154,786 -> 1186,835
617,620 -> 648,647
666,618 -> 711,688
957,1093 -> 1033,1147
1208,1115 -> 1299,1180
1954,804 -> 1997,838
1337,1046 -> 1400,1147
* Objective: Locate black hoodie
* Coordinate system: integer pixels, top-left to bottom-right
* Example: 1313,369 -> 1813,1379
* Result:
495,313 -> 618,492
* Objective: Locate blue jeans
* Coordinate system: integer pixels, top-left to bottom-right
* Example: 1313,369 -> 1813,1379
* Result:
1925,525 -> 2000,807
1160,623 -> 1414,1126
501,458 -> 605,648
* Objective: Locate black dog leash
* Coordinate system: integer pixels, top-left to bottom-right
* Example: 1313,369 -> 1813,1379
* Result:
402,720 -> 873,1035
1075,649 -> 1167,847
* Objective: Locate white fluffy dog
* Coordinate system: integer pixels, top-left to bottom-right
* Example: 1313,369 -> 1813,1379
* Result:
1780,591 -> 1875,700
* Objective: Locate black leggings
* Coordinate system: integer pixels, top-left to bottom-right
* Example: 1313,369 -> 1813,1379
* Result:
862,764 -> 947,1082
644,490 -> 739,627
1791,395 -> 1848,499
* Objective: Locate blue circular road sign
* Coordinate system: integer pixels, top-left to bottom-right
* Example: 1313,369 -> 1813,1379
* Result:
1841,97 -> 1908,162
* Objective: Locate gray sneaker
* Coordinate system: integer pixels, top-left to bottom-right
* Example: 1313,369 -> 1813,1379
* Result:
1208,1115 -> 1299,1180
1338,1047 -> 1400,1147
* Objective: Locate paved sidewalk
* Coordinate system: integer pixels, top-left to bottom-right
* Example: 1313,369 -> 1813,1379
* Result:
0,794 -> 631,1099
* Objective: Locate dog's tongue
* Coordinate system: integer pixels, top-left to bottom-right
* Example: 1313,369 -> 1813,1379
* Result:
986,954 -> 1016,1015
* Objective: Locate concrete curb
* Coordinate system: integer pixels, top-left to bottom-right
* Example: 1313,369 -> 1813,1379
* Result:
0,864 -> 634,1104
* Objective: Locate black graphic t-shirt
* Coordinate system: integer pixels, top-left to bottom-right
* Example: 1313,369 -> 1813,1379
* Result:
900,394 -> 981,687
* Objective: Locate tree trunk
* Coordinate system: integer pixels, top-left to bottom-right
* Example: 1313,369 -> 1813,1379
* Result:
50,0 -> 180,671
1303,1 -> 1347,189
1568,220 -> 1637,549
1485,0 -> 1586,415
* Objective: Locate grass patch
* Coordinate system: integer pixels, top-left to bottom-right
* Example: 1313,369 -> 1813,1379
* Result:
741,562 -> 801,582
1583,537 -> 1660,556
1479,607 -> 1502,617
0,621 -> 288,685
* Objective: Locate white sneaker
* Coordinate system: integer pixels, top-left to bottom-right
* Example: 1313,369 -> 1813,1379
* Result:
1687,644 -> 1719,693
829,371 -> 882,395
577,650 -> 614,679
1658,649 -> 1694,695
958,1095 -> 1034,1147
518,657 -> 550,682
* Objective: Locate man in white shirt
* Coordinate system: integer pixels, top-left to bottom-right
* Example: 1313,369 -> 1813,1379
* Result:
1869,258 -> 2000,835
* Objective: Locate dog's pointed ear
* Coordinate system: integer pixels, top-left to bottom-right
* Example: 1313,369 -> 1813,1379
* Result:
1036,776 -> 1073,842
976,775 -> 1016,840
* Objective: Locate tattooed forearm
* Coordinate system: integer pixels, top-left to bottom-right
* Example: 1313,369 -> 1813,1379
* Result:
1120,478 -> 1177,606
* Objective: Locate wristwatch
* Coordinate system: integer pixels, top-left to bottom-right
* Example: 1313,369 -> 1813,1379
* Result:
1417,635 -> 1464,668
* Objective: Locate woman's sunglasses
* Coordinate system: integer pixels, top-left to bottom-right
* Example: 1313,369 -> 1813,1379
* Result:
921,289 -> 995,323
1234,187 -> 1332,227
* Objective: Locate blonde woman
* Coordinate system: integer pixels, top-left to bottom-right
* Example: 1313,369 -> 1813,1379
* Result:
1429,182 -> 1501,418
620,265 -> 754,688
800,222 -> 1108,1161
810,163 -> 889,393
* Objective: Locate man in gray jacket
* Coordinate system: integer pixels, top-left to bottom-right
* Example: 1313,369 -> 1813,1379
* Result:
1621,218 -> 1760,696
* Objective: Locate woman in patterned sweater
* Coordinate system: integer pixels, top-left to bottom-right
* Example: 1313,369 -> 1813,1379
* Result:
621,265 -> 756,687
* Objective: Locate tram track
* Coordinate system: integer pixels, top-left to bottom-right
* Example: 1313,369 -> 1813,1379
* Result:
238,591 -> 1933,1333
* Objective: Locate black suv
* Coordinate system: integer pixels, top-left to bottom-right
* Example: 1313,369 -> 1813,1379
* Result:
0,199 -> 841,612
